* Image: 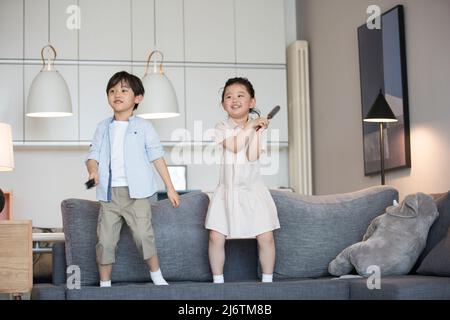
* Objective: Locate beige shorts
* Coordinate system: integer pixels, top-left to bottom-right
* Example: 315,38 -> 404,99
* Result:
96,187 -> 157,265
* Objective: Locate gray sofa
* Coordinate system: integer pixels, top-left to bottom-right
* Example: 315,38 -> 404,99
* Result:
31,186 -> 450,300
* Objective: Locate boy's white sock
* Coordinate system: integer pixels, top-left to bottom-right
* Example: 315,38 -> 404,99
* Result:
213,274 -> 224,284
262,273 -> 273,283
100,280 -> 111,287
150,269 -> 168,285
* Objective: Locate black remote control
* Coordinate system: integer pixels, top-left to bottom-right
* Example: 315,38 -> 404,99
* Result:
85,179 -> 96,189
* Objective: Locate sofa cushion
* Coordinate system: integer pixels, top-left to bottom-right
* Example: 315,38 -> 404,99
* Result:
65,278 -> 349,300
224,239 -> 258,281
416,226 -> 450,276
347,275 -> 450,300
62,191 -> 211,286
413,191 -> 450,272
31,284 -> 66,300
329,193 -> 438,277
270,186 -> 398,279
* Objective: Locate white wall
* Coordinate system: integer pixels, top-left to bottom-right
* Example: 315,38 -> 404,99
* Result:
297,0 -> 450,199
284,0 -> 297,46
0,0 -> 292,227
0,146 -> 290,227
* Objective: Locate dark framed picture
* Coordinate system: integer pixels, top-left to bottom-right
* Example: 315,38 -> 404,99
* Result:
358,5 -> 411,175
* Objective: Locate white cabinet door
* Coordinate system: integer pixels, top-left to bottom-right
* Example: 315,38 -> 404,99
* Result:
79,0 -> 131,61
79,65 -> 131,141
185,67 -> 236,141
25,0 -> 78,60
0,0 -> 23,59
155,0 -> 184,62
186,161 -> 220,192
24,65 -> 78,141
235,0 -> 286,64
184,0 -> 235,63
49,0 -> 78,60
130,0 -> 184,62
132,0 -> 155,62
133,66 -> 185,142
237,68 -> 288,142
0,65 -> 23,141
24,0 -> 48,59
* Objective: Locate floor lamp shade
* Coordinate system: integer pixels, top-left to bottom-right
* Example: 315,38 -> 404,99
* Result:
26,45 -> 73,117
363,90 -> 398,185
363,90 -> 397,122
0,123 -> 14,171
136,50 -> 180,119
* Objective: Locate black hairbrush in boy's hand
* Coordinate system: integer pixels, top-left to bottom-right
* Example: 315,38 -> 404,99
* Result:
256,105 -> 281,131
85,179 -> 96,189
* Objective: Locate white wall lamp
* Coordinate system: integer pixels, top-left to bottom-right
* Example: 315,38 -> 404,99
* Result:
136,50 -> 180,119
26,44 -> 73,118
0,123 -> 14,172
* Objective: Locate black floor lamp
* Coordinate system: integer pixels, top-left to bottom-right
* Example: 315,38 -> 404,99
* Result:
363,90 -> 398,185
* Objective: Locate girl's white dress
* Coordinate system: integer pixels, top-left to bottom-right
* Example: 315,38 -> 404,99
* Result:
205,118 -> 280,238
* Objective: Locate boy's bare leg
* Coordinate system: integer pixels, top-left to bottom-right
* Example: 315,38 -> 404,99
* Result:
208,230 -> 226,283
99,264 -> 112,280
256,231 -> 275,282
98,264 -> 113,287
145,255 -> 160,272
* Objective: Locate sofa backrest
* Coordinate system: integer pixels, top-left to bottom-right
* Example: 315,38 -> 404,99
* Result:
61,191 -> 258,286
412,191 -> 450,273
270,186 -> 398,279
62,192 -> 211,285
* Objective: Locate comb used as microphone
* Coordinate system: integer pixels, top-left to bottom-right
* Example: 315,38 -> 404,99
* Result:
256,106 -> 280,131
267,105 -> 281,119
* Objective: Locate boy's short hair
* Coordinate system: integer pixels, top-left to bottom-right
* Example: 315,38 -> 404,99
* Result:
106,71 -> 145,110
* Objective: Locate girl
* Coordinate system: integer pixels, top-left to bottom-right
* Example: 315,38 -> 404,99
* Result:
205,77 -> 280,283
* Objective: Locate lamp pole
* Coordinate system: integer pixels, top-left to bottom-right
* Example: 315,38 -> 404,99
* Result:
379,122 -> 385,185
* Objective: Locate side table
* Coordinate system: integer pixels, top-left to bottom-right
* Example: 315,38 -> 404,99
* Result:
0,220 -> 32,300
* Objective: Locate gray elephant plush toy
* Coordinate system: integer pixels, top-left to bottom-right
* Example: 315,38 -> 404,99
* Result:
329,192 -> 438,277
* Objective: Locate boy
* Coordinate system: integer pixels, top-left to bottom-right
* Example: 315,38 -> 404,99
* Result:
86,71 -> 180,287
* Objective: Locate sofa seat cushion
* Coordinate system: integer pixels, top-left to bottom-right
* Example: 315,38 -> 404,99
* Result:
347,275 -> 450,300
31,284 -> 66,300
270,186 -> 398,279
62,192 -> 211,286
65,278 -> 349,300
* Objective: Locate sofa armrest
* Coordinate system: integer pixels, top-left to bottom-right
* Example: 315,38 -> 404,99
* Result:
52,242 -> 66,285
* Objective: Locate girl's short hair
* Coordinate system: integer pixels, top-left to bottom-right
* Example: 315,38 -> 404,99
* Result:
106,71 -> 145,110
221,77 -> 260,117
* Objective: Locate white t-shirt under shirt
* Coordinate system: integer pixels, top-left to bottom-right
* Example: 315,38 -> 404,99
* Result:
110,120 -> 129,187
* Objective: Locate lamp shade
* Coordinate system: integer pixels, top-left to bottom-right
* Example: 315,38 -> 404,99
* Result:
0,123 -> 14,171
364,90 -> 398,123
136,50 -> 180,119
26,45 -> 73,117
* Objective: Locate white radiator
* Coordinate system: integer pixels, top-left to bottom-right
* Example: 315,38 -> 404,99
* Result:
286,40 -> 313,194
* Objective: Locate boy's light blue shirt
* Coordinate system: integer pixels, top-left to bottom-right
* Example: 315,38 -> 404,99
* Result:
86,115 -> 164,201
